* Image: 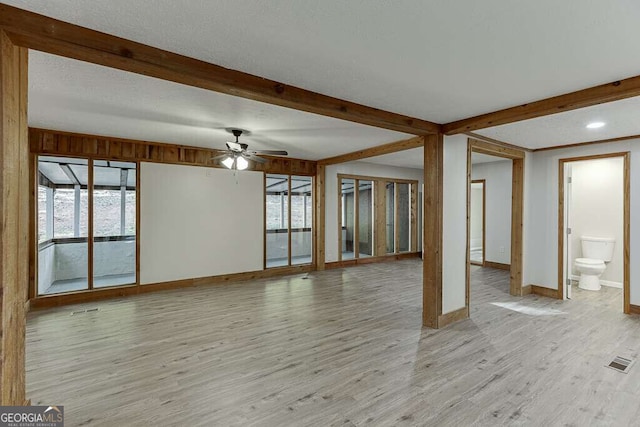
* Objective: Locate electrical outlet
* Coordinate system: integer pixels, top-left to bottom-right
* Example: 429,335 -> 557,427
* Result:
499,246 -> 505,254
206,170 -> 213,177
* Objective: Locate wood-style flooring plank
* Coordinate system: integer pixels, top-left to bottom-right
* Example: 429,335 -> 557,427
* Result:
26,262 -> 640,426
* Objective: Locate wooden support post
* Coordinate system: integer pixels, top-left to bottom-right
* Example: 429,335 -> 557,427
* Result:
423,134 -> 443,328
510,158 -> 524,296
0,29 -> 29,405
374,181 -> 387,256
315,164 -> 325,270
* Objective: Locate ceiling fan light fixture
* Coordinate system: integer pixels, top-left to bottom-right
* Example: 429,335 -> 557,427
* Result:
221,156 -> 235,169
236,156 -> 249,171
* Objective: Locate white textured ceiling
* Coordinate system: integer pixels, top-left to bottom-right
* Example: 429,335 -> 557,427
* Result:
6,0 -> 640,124
28,52 -> 411,160
475,96 -> 640,150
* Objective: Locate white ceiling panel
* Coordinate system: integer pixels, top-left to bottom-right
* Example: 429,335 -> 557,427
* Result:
28,52 -> 411,160
7,0 -> 640,123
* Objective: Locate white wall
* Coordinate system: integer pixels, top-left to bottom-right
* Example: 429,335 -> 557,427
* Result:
140,163 -> 263,284
472,161 -> 512,264
442,135 -> 467,314
469,184 -> 483,250
37,244 -> 56,294
524,139 -> 639,305
324,161 -> 424,262
569,157 -> 624,284
38,240 -> 134,293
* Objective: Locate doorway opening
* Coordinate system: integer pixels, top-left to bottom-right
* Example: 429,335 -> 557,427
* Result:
469,179 -> 485,266
558,153 -> 630,313
465,138 -> 525,312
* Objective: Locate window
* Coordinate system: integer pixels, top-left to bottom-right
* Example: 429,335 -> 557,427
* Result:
265,174 -> 313,268
36,156 -> 137,295
338,174 -> 417,260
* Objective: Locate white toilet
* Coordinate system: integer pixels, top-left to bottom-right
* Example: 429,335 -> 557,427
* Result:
574,236 -> 615,291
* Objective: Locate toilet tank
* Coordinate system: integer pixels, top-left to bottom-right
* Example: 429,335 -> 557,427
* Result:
581,236 -> 615,262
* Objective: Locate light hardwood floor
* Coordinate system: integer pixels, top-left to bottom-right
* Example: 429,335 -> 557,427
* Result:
27,261 -> 640,426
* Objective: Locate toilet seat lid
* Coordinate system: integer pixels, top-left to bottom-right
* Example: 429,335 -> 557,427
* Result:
575,258 -> 604,266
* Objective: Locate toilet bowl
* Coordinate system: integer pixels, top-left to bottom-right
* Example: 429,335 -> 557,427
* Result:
574,236 -> 615,291
574,258 -> 605,291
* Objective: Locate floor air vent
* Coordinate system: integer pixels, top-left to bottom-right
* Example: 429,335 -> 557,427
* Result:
71,308 -> 99,316
606,356 -> 634,373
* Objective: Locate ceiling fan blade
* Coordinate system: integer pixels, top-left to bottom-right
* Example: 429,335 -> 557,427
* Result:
226,141 -> 242,152
210,153 -> 229,161
242,153 -> 268,164
250,150 -> 289,156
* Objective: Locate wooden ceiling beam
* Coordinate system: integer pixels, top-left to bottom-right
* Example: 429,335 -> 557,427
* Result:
444,75 -> 640,135
0,4 -> 440,136
317,135 -> 424,166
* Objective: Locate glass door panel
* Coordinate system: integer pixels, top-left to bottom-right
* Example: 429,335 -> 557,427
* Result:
386,182 -> 395,254
37,156 -> 89,295
341,178 -> 356,260
397,183 -> 410,252
291,176 -> 312,265
93,161 -> 137,288
358,180 -> 374,257
265,174 -> 289,267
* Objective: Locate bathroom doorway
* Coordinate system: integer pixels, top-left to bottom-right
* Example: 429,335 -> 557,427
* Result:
469,180 -> 485,266
558,153 -> 630,313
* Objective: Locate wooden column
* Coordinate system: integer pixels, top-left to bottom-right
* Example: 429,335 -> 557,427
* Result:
315,164 -> 325,270
0,30 -> 29,405
374,181 -> 386,256
423,134 -> 443,328
510,158 -> 524,296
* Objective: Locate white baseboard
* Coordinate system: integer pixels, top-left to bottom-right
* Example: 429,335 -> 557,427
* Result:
570,274 -> 622,289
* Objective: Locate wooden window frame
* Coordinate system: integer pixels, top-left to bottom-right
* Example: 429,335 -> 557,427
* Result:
264,173 -> 314,269
338,174 -> 418,262
31,154 -> 140,299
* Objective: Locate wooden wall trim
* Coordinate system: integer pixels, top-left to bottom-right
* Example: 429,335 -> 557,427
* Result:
465,132 -> 531,153
30,265 -> 314,309
468,138 -> 525,160
630,304 -> 640,315
532,134 -> 640,153
438,306 -> 469,328
530,285 -> 560,299
325,252 -> 421,269
0,29 -> 28,405
444,75 -> 640,134
318,136 -> 424,165
423,134 -> 443,328
483,261 -> 510,271
30,128 -> 317,176
0,4 -> 439,136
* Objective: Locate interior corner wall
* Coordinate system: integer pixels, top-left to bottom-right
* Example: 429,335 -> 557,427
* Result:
471,160 -> 512,265
140,162 -> 263,284
324,161 -> 423,263
524,139 -> 639,306
442,135 -> 467,314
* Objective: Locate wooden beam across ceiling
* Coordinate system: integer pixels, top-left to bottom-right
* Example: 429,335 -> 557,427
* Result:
318,135 -> 424,165
443,75 -> 640,134
0,4 -> 440,136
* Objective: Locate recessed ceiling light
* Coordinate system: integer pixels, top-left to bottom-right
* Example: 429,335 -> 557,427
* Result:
586,122 -> 605,129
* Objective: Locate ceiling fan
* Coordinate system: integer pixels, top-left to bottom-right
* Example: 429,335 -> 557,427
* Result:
212,129 -> 288,170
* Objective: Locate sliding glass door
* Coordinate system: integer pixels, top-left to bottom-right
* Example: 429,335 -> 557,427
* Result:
93,161 -> 137,288
265,174 -> 313,268
338,175 -> 418,261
